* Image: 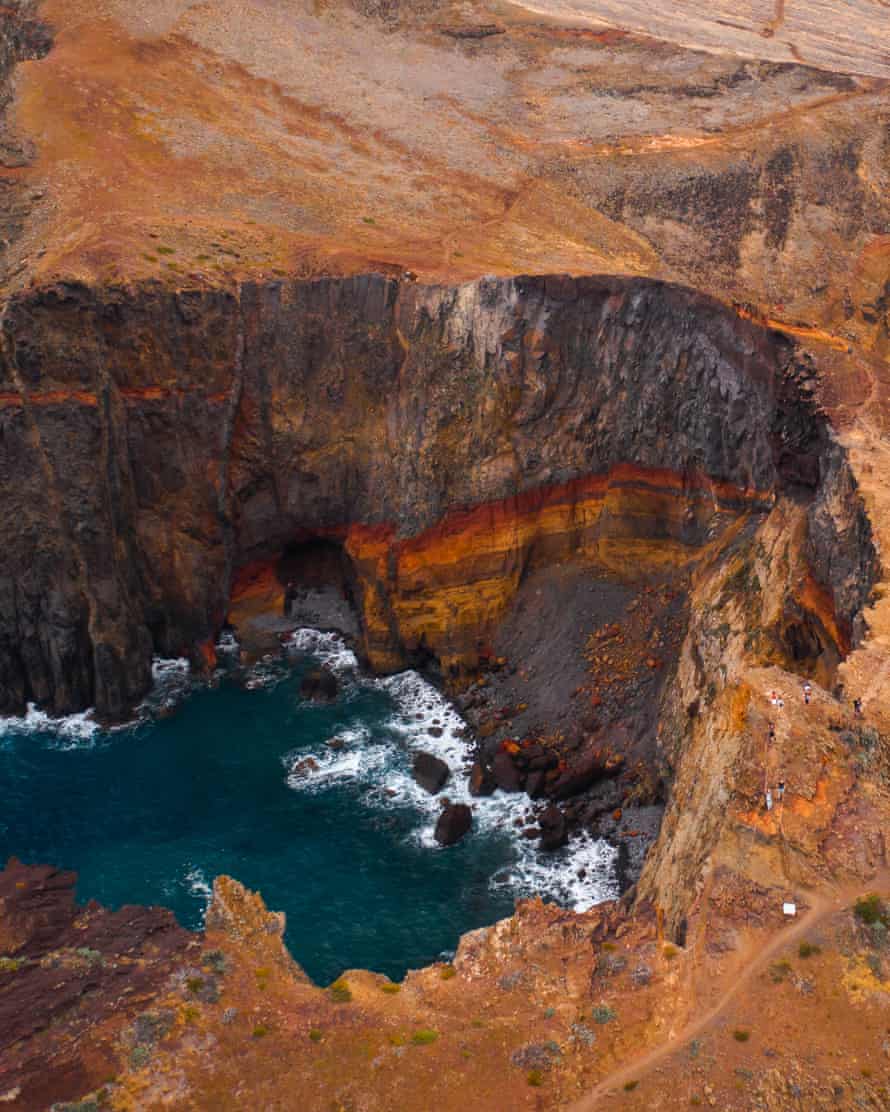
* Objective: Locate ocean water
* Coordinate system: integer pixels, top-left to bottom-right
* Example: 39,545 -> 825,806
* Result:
0,631 -> 617,984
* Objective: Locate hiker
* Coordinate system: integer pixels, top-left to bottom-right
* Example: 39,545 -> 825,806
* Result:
765,788 -> 773,811
768,721 -> 776,743
803,681 -> 812,705
769,690 -> 778,706
776,780 -> 785,802
777,695 -> 785,710
853,697 -> 863,717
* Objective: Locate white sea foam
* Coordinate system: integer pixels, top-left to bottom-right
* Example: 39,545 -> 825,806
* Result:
285,637 -> 618,910
285,628 -> 359,675
0,702 -> 99,746
184,866 -> 213,922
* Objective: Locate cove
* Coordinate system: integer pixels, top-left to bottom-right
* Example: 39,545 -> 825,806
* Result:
0,634 -> 617,985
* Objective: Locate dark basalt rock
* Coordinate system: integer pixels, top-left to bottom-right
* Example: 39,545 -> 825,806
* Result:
0,274 -> 875,720
492,750 -> 525,793
548,750 -> 624,801
468,758 -> 496,796
300,666 -> 339,702
538,805 -> 568,852
412,750 -> 450,794
434,802 -> 472,846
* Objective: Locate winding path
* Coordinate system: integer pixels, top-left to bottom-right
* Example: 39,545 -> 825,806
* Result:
569,870 -> 890,1109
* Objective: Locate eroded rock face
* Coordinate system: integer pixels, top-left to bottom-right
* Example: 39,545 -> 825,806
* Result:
0,274 -> 875,718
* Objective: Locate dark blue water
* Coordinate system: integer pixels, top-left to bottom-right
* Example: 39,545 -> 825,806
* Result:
0,645 -> 529,984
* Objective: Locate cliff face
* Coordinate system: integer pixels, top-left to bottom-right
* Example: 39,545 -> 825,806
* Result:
0,273 -> 875,719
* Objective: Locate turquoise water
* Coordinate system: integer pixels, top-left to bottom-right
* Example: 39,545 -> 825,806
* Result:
0,634 -> 617,984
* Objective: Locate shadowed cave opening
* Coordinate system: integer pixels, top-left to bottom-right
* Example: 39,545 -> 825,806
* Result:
277,537 -> 361,643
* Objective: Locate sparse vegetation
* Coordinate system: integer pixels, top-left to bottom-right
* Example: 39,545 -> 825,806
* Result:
362,216 -> 376,225
130,1045 -> 151,1069
202,949 -> 227,975
527,1070 -> 543,1087
329,979 -> 352,1003
309,1028 -> 324,1042
411,1029 -> 438,1045
156,245 -> 176,255
186,976 -> 204,995
592,1004 -> 616,1024
182,1005 -> 200,1025
440,964 -> 457,980
663,943 -> 678,960
854,894 -> 889,927
769,959 -> 792,982
252,1024 -> 269,1039
0,956 -> 23,973
798,941 -> 821,959
624,1080 -> 639,1091
733,1029 -> 750,1042
380,981 -> 400,994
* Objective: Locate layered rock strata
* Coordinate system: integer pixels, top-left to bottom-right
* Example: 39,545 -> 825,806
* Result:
0,274 -> 875,719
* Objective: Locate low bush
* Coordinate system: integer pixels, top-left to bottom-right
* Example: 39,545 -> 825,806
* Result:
624,1080 -> 639,1092
527,1070 -> 543,1087
380,982 -> 400,994
591,1005 -> 616,1025
329,979 -> 352,1003
769,960 -> 792,982
854,894 -> 889,927
0,957 -> 22,973
129,1045 -> 151,1069
309,1028 -> 323,1043
202,949 -> 227,975
252,1024 -> 268,1039
440,965 -> 457,980
798,942 -> 821,959
663,944 -> 678,960
732,1029 -> 750,1043
411,1029 -> 438,1045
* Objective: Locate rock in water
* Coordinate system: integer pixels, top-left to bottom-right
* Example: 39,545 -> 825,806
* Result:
434,802 -> 472,846
468,758 -> 496,796
538,805 -> 568,852
492,750 -> 524,792
300,667 -> 339,702
412,751 -> 450,794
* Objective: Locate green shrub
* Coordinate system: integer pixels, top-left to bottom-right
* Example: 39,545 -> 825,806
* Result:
380,982 -> 400,994
186,976 -> 204,995
624,1080 -> 639,1091
732,1029 -> 750,1043
663,944 -> 678,960
156,246 -> 176,256
440,964 -> 457,980
329,979 -> 352,1003
411,1029 -> 438,1045
527,1070 -> 543,1087
592,1005 -> 616,1025
854,894 -> 888,926
0,956 -> 22,973
202,949 -> 227,975
309,1028 -> 323,1043
798,942 -> 821,959
130,1045 -> 151,1069
769,960 -> 792,982
252,1024 -> 268,1039
182,1005 -> 200,1025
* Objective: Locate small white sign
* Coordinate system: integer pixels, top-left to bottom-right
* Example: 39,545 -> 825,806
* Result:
783,902 -> 797,917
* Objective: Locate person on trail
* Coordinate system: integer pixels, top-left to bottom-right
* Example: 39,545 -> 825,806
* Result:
854,697 -> 863,717
777,696 -> 785,710
770,690 -> 778,706
803,681 -> 812,705
765,788 -> 773,811
776,780 -> 785,802
768,721 -> 776,743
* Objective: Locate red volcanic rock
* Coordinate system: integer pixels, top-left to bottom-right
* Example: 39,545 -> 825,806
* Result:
548,748 -> 625,801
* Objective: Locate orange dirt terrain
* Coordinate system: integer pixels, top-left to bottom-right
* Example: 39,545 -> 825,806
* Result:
2,0 -> 890,1109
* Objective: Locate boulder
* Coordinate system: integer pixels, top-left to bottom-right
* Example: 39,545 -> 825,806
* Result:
412,751 -> 450,794
525,769 -> 546,798
538,805 -> 568,852
468,758 -> 496,796
434,802 -> 472,846
548,749 -> 623,801
492,750 -> 524,793
300,667 -> 339,702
